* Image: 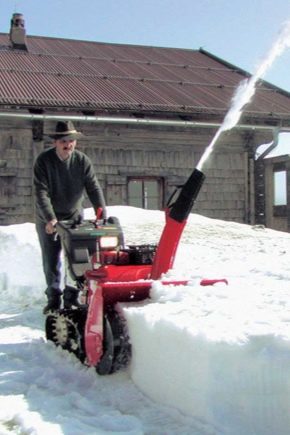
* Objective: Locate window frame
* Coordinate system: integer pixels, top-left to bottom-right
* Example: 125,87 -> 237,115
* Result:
127,176 -> 164,210
272,165 -> 287,217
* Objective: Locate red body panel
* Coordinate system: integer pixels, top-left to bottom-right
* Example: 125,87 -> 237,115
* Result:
150,213 -> 186,280
85,283 -> 104,366
84,264 -> 152,366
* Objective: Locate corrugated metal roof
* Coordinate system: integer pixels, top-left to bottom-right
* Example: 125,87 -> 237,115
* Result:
0,33 -> 290,120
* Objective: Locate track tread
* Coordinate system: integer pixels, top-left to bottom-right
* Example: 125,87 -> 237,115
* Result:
45,307 -> 87,362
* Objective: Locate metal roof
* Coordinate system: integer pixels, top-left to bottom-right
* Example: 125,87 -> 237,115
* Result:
0,33 -> 290,122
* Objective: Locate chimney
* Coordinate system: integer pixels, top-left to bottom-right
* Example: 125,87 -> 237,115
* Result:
9,13 -> 27,51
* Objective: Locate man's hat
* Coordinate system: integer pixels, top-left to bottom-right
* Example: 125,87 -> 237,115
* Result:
49,121 -> 84,140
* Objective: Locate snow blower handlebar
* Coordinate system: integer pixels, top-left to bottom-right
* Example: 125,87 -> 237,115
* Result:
150,168 -> 205,280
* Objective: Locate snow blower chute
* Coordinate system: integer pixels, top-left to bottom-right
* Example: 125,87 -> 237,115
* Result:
45,167 -> 226,374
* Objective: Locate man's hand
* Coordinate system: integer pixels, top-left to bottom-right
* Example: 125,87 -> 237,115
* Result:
45,219 -> 58,234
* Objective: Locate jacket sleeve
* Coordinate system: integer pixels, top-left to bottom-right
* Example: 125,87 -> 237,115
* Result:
33,156 -> 57,222
83,156 -> 107,219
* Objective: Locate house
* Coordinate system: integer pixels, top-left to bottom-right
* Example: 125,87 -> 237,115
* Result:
1,12 -> 290,230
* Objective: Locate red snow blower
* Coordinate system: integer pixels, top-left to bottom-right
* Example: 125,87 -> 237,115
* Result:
45,167 -> 227,374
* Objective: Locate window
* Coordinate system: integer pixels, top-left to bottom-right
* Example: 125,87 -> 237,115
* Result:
128,177 -> 163,210
273,170 -> 287,206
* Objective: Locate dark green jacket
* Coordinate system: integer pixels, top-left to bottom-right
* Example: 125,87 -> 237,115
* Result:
34,147 -> 106,223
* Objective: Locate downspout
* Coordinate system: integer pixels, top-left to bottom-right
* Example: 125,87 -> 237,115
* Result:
254,128 -> 280,227
256,128 -> 280,160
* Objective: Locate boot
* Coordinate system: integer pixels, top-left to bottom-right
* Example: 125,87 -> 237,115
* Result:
43,293 -> 62,314
63,285 -> 82,309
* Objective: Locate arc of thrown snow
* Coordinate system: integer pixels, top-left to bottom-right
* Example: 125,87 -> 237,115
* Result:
197,20 -> 290,172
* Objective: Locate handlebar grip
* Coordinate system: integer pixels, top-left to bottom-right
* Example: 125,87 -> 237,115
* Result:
96,207 -> 103,220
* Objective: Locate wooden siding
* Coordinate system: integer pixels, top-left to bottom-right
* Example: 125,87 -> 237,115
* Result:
0,117 -> 273,225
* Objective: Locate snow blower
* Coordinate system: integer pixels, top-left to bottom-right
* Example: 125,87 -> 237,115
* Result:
45,167 -> 226,374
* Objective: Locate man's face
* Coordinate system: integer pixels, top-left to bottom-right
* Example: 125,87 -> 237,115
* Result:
55,138 -> 76,160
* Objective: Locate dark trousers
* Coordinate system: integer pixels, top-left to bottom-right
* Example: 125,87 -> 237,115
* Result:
36,221 -> 62,298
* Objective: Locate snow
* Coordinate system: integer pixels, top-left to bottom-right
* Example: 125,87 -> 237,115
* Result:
1,205 -> 290,435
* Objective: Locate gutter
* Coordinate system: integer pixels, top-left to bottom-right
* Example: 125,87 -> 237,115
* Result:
0,111 -> 286,131
256,128 -> 280,160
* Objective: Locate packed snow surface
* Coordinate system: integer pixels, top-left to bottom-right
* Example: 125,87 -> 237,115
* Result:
0,205 -> 290,435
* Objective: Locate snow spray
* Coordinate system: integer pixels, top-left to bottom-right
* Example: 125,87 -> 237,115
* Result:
197,20 -> 290,172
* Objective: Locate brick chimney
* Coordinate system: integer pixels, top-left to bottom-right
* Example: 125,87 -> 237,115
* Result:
9,13 -> 27,51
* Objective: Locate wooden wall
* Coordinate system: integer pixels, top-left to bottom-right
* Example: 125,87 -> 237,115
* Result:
0,118 -> 35,224
0,117 -> 273,225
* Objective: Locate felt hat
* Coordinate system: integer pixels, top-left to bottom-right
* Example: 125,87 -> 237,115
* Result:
49,121 -> 83,140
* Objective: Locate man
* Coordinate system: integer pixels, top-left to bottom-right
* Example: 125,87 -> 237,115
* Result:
34,120 -> 106,314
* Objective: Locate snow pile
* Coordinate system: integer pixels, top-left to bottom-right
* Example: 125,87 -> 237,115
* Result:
1,206 -> 290,434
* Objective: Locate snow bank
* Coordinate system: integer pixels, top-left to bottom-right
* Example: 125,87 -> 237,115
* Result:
124,282 -> 290,435
120,210 -> 290,435
1,206 -> 290,434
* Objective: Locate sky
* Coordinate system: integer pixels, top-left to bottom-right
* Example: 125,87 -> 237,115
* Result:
1,0 -> 290,92
1,205 -> 290,434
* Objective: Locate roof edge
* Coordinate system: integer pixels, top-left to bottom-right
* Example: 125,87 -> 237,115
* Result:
0,31 -> 201,54
199,47 -> 290,99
